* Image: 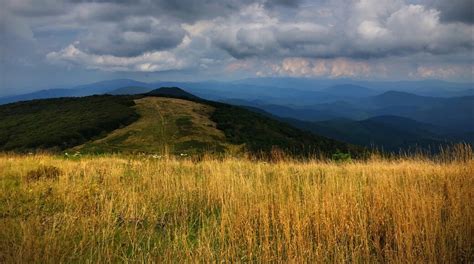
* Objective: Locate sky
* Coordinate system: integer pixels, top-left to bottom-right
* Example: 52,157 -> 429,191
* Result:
1,0 -> 473,95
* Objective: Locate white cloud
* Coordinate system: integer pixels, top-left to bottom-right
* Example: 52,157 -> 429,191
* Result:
259,57 -> 373,78
46,44 -> 191,72
357,20 -> 389,40
413,65 -> 474,79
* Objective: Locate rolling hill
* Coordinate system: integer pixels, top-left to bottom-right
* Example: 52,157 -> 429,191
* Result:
284,116 -> 453,152
227,91 -> 474,132
366,92 -> 474,132
320,84 -> 378,98
0,88 -> 361,157
224,98 -> 470,152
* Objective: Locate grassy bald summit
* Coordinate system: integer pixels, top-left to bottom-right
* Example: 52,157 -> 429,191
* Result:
74,97 -> 230,155
0,88 -> 361,157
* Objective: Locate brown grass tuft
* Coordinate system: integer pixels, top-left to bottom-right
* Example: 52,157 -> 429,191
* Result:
25,165 -> 61,182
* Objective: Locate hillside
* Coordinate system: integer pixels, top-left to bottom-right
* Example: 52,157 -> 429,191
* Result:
207,101 -> 358,156
226,91 -> 474,134
0,91 -> 361,157
0,96 -> 139,151
285,116 -> 450,152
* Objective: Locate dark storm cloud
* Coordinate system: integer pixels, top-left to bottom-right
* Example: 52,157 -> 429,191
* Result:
2,0 -> 305,58
264,0 -> 302,8
213,23 -> 333,59
433,0 -> 474,24
67,0 -> 137,3
60,0 -> 300,22
155,0 -> 253,21
6,0 -> 67,17
78,17 -> 187,57
66,0 -> 251,21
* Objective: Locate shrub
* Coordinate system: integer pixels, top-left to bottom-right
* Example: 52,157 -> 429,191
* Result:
26,165 -> 61,182
332,150 -> 352,162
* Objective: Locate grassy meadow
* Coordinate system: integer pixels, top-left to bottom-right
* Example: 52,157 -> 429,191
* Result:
0,149 -> 473,263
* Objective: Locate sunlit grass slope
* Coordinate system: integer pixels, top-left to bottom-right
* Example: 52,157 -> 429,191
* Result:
0,154 -> 472,262
73,97 -> 234,155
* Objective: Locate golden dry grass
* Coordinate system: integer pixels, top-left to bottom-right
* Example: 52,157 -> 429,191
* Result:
0,153 -> 473,263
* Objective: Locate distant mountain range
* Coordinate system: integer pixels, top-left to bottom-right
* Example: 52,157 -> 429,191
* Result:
2,78 -> 473,106
1,78 -> 472,153
0,79 -> 153,105
283,116 -> 458,152
227,91 -> 474,132
320,84 -> 379,98
232,77 -> 474,97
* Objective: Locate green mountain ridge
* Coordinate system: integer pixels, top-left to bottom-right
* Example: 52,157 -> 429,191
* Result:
284,115 -> 455,152
0,96 -> 139,151
0,89 -> 362,158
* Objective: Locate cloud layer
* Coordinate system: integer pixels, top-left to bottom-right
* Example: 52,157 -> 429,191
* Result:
2,0 -> 473,84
